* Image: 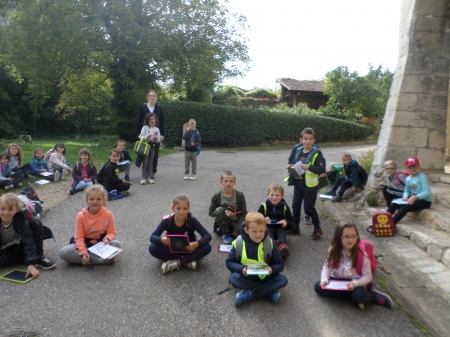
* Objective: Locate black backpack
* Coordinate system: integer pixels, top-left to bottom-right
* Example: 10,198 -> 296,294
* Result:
357,164 -> 368,186
96,163 -> 107,185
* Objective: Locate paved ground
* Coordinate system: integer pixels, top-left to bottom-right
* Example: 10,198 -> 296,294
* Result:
1,146 -> 426,337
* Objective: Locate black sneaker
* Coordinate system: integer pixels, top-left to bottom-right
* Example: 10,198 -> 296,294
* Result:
68,188 -> 75,195
36,256 -> 56,269
310,228 -> 323,240
121,191 -> 130,197
279,244 -> 290,260
372,290 -> 393,309
287,227 -> 300,235
324,189 -> 336,196
125,175 -> 130,182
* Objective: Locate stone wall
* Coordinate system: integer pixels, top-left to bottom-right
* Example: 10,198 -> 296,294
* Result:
372,0 -> 450,178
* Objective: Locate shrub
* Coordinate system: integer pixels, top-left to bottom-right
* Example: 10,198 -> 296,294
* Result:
161,101 -> 374,147
245,88 -> 277,99
357,147 -> 376,174
365,191 -> 378,207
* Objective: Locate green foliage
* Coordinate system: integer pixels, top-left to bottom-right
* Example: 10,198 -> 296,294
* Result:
212,86 -> 278,108
365,191 -> 378,207
161,101 -> 374,147
357,147 -> 376,174
260,102 -> 311,114
245,88 -> 277,99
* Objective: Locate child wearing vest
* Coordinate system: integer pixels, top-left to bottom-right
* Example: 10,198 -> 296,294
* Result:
30,148 -> 52,179
226,212 -> 288,306
314,222 -> 392,309
257,183 -> 293,260
149,194 -> 212,274
115,139 -> 132,182
286,128 -> 326,240
324,153 -> 361,202
68,148 -> 98,195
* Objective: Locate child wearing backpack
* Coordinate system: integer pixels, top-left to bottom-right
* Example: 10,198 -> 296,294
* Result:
7,143 -> 31,178
0,193 -> 56,277
314,222 -> 392,309
47,143 -> 72,181
97,149 -> 130,196
324,153 -> 363,202
30,148 -> 53,179
68,148 -> 98,195
380,160 -> 409,207
226,212 -> 288,306
257,183 -> 293,260
0,152 -> 24,189
182,119 -> 201,180
114,139 -> 132,182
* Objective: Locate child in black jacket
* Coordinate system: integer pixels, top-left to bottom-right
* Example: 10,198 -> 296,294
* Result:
98,149 -> 130,195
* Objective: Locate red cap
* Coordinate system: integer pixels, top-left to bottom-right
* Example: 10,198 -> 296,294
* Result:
405,157 -> 420,167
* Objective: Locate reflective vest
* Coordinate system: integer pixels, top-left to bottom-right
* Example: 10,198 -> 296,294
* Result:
293,146 -> 320,188
233,235 -> 273,279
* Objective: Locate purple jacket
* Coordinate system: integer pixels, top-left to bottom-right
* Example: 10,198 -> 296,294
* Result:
71,161 -> 98,189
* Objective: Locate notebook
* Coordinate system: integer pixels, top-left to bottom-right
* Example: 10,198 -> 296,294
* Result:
321,280 -> 351,291
167,234 -> 191,254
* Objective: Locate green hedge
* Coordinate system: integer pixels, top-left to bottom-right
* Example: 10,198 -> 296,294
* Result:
161,102 -> 373,147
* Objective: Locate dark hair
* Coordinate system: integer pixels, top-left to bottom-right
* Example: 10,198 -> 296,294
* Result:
143,112 -> 159,127
326,221 -> 360,269
109,148 -> 121,155
221,170 -> 235,181
0,152 -> 10,160
342,153 -> 352,160
301,127 -> 315,138
115,139 -> 126,147
54,143 -> 66,155
33,148 -> 44,157
78,148 -> 92,161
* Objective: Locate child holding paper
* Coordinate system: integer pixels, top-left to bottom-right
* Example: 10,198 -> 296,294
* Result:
59,184 -> 121,265
149,194 -> 211,274
115,139 -> 132,182
314,222 -> 392,309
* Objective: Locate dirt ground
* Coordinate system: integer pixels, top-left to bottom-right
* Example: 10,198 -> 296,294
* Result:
30,179 -> 73,212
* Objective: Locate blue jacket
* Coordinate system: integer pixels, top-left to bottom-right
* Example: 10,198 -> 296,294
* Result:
30,157 -> 49,175
226,223 -> 284,280
344,160 -> 360,187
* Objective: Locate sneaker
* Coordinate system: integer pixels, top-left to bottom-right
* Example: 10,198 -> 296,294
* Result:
235,290 -> 252,306
125,175 -> 130,182
372,290 -> 393,309
35,256 -> 56,269
184,261 -> 197,270
216,228 -> 224,236
325,189 -> 336,196
17,183 -> 22,187
304,215 -> 312,225
279,244 -> 290,260
5,185 -> 13,190
147,179 -> 155,184
121,191 -> 129,197
62,169 -> 69,180
222,232 -> 233,244
184,175 -> 189,180
140,179 -> 146,185
189,175 -> 196,180
68,189 -> 75,195
332,195 -> 343,203
54,171 -> 61,181
161,260 -> 179,274
287,227 -> 300,235
268,291 -> 281,303
310,228 -> 323,240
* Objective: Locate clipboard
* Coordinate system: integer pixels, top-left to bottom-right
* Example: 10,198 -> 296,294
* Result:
321,280 -> 351,291
216,244 -> 232,254
0,269 -> 33,284
167,234 -> 191,254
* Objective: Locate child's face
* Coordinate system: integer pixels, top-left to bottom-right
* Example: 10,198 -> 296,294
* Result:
267,189 -> 283,206
80,153 -> 89,162
57,146 -> 65,153
116,142 -> 126,152
86,192 -> 104,214
109,152 -> 120,163
9,146 -> 19,155
35,151 -> 44,159
407,164 -> 420,176
172,200 -> 189,221
0,203 -> 19,224
384,164 -> 396,177
341,227 -> 358,250
220,175 -> 236,191
244,222 -> 266,243
342,156 -> 351,166
150,116 -> 157,125
0,156 -> 9,165
301,134 -> 315,149
189,123 -> 196,131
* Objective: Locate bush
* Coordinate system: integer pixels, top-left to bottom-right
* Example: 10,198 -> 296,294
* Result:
161,101 -> 374,147
245,88 -> 277,99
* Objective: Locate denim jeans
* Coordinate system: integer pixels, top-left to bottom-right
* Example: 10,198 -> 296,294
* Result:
75,180 -> 94,191
292,180 -> 320,230
332,177 -> 353,197
229,272 -> 288,299
267,226 -> 287,245
149,242 -> 211,264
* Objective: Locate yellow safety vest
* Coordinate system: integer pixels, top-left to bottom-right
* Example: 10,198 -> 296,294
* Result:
232,237 -> 273,280
305,152 -> 319,187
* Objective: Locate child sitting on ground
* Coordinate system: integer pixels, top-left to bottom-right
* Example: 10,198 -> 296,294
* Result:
257,183 -> 293,260
97,149 -> 130,196
325,153 -> 361,202
59,184 -> 121,265
115,139 -> 132,182
0,193 -> 56,277
68,148 -> 98,195
47,143 -> 72,181
226,212 -> 288,306
7,143 -> 31,178
314,222 -> 392,309
379,160 -> 408,207
30,148 -> 53,179
182,119 -> 201,180
386,157 -> 432,224
149,193 -> 211,274
208,170 -> 248,244
0,152 -> 24,189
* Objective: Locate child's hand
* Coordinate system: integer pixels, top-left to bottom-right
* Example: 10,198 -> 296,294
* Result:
286,164 -> 292,169
265,266 -> 273,275
319,280 -> 328,287
379,182 -> 387,186
347,282 -> 356,291
402,197 -> 408,201
84,178 -> 90,182
280,220 -> 287,228
26,265 -> 40,279
191,142 -> 194,146
185,242 -> 199,252
122,179 -> 126,183
408,196 -> 417,205
264,217 -> 271,224
351,186 -> 356,192
6,178 -> 12,181
301,163 -> 310,170
102,238 -> 110,245
161,237 -> 170,246
40,169 -> 46,173
225,210 -> 232,217
242,266 -> 247,277
82,254 -> 90,265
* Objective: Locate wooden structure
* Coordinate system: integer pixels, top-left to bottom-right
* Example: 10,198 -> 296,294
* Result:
277,78 -> 328,108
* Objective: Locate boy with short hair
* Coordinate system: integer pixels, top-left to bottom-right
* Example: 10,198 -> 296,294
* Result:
226,212 -> 288,306
257,183 -> 293,260
325,153 -> 361,202
208,170 -> 247,243
286,127 -> 326,240
182,119 -> 201,180
97,149 -> 130,196
115,139 -> 132,182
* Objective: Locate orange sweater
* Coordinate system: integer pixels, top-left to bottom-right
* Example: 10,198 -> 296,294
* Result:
74,206 -> 116,255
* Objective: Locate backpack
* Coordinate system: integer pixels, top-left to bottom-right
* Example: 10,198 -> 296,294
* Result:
96,163 -> 107,185
33,158 -> 47,167
394,171 -> 410,185
43,148 -> 55,161
235,235 -> 272,264
19,183 -> 44,218
356,164 -> 368,187
356,240 -> 377,282
107,190 -> 123,201
367,211 -> 396,237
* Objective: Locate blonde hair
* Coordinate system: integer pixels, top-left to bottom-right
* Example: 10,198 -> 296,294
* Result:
384,160 -> 397,168
245,212 -> 265,228
147,90 -> 158,99
84,184 -> 108,207
0,193 -> 23,214
268,183 -> 284,194
189,119 -> 196,125
7,143 -> 23,165
172,193 -> 190,208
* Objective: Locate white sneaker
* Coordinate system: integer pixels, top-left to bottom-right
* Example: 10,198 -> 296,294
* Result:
62,169 -> 69,180
54,171 -> 61,181
17,183 -> 22,187
189,175 -> 196,180
184,175 -> 189,180
161,260 -> 179,274
147,179 -> 155,184
5,185 -> 13,190
140,179 -> 146,185
184,261 -> 197,270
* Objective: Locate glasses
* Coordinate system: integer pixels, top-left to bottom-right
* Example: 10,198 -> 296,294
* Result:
341,235 -> 358,240
384,168 -> 395,170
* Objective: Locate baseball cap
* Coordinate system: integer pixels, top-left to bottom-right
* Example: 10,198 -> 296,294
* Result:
405,157 -> 420,167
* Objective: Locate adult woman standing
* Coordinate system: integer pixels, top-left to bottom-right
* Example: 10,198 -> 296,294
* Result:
136,90 -> 165,177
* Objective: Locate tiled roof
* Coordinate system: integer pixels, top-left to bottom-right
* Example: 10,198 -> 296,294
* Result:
277,78 -> 325,92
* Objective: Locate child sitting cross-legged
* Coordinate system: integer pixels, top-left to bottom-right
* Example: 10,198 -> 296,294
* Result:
68,148 -> 97,195
325,153 -> 361,202
30,148 -> 53,179
0,152 -> 24,190
226,212 -> 288,306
